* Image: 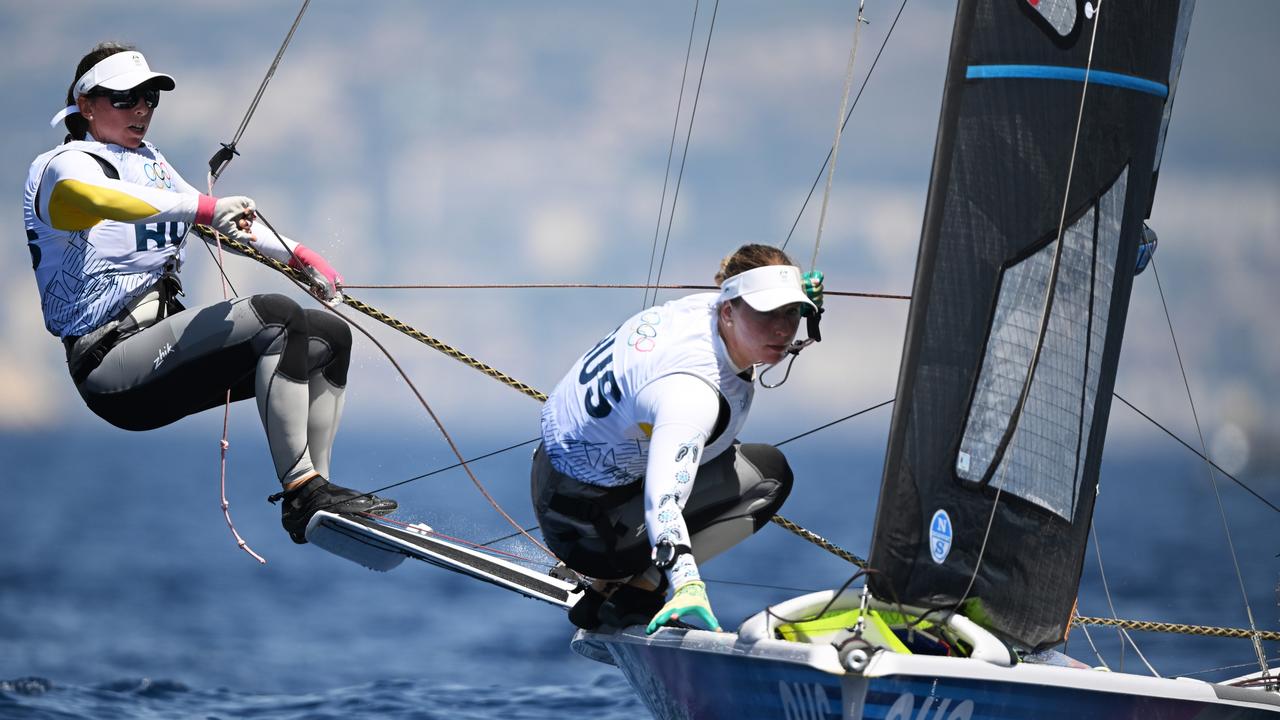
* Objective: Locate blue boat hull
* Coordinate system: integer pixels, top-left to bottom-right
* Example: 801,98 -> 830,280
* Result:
581,629 -> 1280,720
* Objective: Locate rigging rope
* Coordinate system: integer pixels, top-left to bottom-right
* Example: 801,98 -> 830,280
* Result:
1073,615 -> 1280,643
1149,257 -> 1270,676
782,0 -> 910,251
207,0 -> 312,185
1114,393 -> 1280,514
178,0 -> 312,563
193,225 -> 554,558
647,0 -> 721,308
643,0 -> 703,310
339,282 -> 909,301
809,0 -> 867,272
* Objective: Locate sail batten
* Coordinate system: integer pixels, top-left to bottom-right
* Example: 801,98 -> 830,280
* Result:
966,65 -> 1169,97
868,0 -> 1192,650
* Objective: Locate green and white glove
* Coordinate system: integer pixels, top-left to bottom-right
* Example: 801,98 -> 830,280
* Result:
646,581 -> 722,634
802,269 -> 824,317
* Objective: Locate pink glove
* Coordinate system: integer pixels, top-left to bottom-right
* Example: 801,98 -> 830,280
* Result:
288,244 -> 344,304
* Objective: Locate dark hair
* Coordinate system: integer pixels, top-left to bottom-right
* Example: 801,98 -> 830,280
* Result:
63,41 -> 135,142
714,244 -> 794,286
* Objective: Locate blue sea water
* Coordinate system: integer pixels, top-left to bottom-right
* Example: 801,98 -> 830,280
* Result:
2,423 -> 1276,719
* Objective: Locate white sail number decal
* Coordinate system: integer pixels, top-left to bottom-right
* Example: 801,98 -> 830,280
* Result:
779,680 -> 832,720
886,692 -> 974,720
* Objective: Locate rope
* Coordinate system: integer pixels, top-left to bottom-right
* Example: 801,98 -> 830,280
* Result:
643,0 -> 703,309
783,0 -> 911,250
208,0 -> 312,184
809,0 -> 867,271
1114,393 -> 1280,514
1150,257 -> 1269,673
770,516 -> 866,568
185,0 -> 311,563
196,229 -> 549,403
193,224 -> 550,556
647,0 -> 721,308
1074,615 -> 1280,642
341,296 -> 548,402
340,282 -> 910,301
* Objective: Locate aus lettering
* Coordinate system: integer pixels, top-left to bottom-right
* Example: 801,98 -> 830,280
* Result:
579,330 -> 621,419
779,681 -> 832,720
885,692 -> 973,720
135,221 -> 185,251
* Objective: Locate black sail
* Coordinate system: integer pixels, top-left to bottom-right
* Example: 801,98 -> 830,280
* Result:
867,0 -> 1193,650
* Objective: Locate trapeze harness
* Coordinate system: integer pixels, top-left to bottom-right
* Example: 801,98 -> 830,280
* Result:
533,293 -> 793,583
23,140 -> 348,487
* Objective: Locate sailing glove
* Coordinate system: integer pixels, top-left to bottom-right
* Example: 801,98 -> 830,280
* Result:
801,269 -> 824,317
646,580 -> 722,634
205,195 -> 257,244
289,244 -> 345,305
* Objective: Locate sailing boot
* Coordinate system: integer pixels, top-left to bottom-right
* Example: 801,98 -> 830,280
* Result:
272,475 -> 398,544
568,586 -> 610,631
597,580 -> 667,629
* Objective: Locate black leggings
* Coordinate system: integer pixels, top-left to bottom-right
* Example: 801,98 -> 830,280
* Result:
76,294 -> 351,485
531,442 -> 793,580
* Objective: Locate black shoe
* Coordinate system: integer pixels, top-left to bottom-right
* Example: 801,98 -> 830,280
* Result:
568,587 -> 609,631
272,476 -> 398,544
597,583 -> 666,629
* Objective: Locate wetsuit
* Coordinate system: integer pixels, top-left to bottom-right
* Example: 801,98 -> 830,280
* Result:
533,293 -> 793,585
24,139 -> 348,487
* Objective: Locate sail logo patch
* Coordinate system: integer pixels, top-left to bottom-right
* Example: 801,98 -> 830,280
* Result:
1020,0 -> 1094,44
929,509 -> 953,564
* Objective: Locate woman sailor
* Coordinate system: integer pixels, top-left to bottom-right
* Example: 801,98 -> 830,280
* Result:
533,244 -> 823,633
24,42 -> 395,543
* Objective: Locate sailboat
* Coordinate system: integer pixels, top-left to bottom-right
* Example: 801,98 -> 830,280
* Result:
167,0 -> 1275,714
545,1 -> 1280,716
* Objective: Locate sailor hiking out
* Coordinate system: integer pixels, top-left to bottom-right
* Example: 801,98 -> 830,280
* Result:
533,244 -> 824,633
23,42 -> 396,543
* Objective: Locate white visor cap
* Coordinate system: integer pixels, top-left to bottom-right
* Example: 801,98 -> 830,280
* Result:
75,51 -> 175,95
718,264 -> 816,313
51,51 -> 176,127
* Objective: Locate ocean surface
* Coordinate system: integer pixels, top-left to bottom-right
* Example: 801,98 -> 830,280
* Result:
2,424 -> 1276,719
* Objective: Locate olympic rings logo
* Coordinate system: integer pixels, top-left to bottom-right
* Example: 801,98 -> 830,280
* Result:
627,311 -> 662,353
143,162 -> 174,189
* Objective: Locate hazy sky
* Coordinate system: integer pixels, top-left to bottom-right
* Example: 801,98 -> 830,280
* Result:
2,1 -> 1277,476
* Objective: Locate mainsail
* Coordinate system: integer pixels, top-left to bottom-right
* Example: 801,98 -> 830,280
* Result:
868,0 -> 1195,650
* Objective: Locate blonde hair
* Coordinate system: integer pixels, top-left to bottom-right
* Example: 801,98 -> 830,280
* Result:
714,244 -> 794,286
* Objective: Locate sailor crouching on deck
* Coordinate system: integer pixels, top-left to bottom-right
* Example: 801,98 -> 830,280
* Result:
24,42 -> 396,544
532,244 -> 824,633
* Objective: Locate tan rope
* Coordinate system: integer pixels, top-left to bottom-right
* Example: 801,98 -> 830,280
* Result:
340,296 -> 548,402
198,229 -> 547,403
770,515 -> 866,568
1074,615 -> 1280,642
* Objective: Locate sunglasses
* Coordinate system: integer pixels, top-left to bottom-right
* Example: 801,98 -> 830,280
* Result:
88,86 -> 161,110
